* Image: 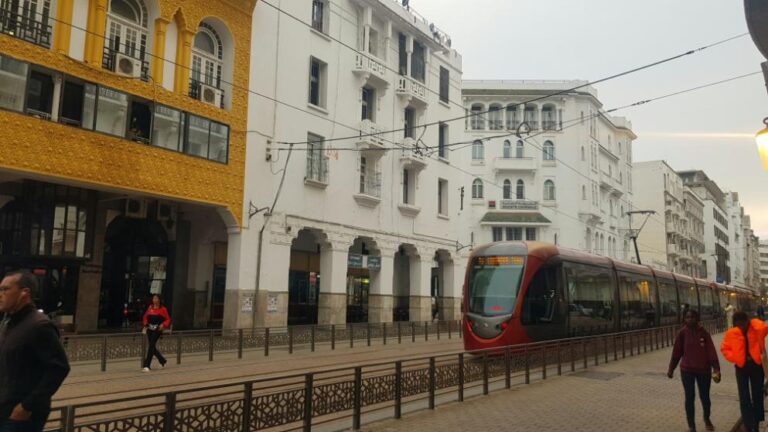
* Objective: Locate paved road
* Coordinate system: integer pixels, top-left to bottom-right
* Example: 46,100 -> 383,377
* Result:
360,333 -> 742,432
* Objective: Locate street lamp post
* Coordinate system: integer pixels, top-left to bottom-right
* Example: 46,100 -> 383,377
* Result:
744,0 -> 768,163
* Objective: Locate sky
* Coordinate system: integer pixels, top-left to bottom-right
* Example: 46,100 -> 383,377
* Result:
409,0 -> 768,237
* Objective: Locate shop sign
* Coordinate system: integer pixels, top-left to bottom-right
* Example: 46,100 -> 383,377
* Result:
367,256 -> 381,270
348,253 -> 364,268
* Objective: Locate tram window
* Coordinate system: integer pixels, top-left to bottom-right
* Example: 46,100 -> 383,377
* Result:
697,286 -> 714,319
468,256 -> 525,317
522,266 -> 561,325
564,263 -> 614,336
656,278 -> 679,325
678,283 -> 698,316
617,272 -> 656,330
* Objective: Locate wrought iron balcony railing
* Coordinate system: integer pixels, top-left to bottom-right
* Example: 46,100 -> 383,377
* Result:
0,7 -> 51,48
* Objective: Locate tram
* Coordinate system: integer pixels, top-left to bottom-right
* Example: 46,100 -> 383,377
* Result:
463,241 -> 759,351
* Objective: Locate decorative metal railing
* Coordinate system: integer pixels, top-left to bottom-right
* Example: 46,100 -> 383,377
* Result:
0,7 -> 51,48
62,320 -> 463,372
46,319 -> 724,432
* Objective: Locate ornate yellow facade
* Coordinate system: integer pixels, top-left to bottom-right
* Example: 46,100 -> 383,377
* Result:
0,0 -> 257,227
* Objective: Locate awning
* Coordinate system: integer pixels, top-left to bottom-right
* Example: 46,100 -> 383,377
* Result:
480,212 -> 552,225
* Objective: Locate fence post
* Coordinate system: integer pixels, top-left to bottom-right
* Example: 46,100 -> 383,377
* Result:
100,336 -> 107,372
629,332 -> 634,357
331,325 -> 336,351
176,334 -> 182,365
349,324 -> 354,349
411,321 -> 416,343
303,374 -> 314,432
542,346 -> 547,380
425,321 -> 429,342
398,321 -> 402,344
163,392 -> 177,432
311,326 -> 316,352
395,361 -> 403,418
289,327 -> 294,354
448,320 -> 452,339
613,334 -> 618,361
429,357 -> 436,409
383,323 -> 387,346
238,329 -> 244,360
437,321 -> 441,341
570,340 -> 575,372
208,330 -> 215,362
242,382 -> 253,432
505,347 -> 512,388
621,334 -> 626,359
265,327 -> 270,357
64,406 -> 75,432
458,353 -> 465,402
582,339 -> 588,369
367,323 -> 371,347
482,352 -> 489,395
556,342 -> 562,376
525,346 -> 530,384
141,335 -> 147,369
353,367 -> 362,430
603,336 -> 608,364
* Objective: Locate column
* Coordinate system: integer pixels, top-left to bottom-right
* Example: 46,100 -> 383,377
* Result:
53,0 -> 75,54
369,247 -> 396,323
86,0 -> 109,66
409,252 -> 434,322
174,29 -> 195,95
318,244 -> 349,325
440,259 -> 463,321
537,105 -> 543,130
405,35 -> 413,77
74,203 -> 108,332
151,18 -> 170,85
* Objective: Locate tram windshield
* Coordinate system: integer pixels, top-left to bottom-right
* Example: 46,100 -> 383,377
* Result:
468,255 -> 525,316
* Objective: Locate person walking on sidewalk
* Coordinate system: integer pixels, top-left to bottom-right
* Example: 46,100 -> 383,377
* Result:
142,295 -> 171,372
721,311 -> 768,432
668,310 -> 720,432
0,271 -> 70,432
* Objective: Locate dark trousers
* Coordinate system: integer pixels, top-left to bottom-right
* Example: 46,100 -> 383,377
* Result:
681,371 -> 712,428
0,416 -> 48,432
143,330 -> 166,369
735,362 -> 765,432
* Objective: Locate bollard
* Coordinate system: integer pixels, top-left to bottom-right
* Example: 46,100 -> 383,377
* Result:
425,321 -> 429,341
448,321 -> 452,339
582,339 -> 587,369
603,336 -> 608,364
437,321 -> 441,341
349,324 -> 354,349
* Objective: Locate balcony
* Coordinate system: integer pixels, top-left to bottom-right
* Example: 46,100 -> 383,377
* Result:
353,53 -> 387,84
399,138 -> 427,170
354,174 -> 382,208
189,79 -> 225,109
0,7 -> 52,48
305,152 -> 329,188
102,46 -> 150,81
524,120 -> 538,130
493,157 -> 536,173
542,120 -> 558,131
599,171 -> 615,190
667,244 -> 680,257
396,76 -> 428,105
356,120 -> 387,151
490,199 -> 539,211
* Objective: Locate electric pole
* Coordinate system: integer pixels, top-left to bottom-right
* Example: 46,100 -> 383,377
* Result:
626,210 -> 656,265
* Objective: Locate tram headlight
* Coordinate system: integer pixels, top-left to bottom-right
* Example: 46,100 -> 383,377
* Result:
756,117 -> 768,170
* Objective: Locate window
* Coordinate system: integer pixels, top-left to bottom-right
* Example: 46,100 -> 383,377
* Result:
543,140 -> 555,160
127,99 -> 152,144
472,179 -> 483,199
24,69 -> 54,120
185,114 -> 230,162
411,41 -> 425,83
492,227 -> 503,242
617,272 -> 656,330
516,179 -> 525,200
439,67 -> 449,103
544,180 -> 555,201
472,140 -> 484,161
503,179 -> 512,200
488,105 -> 503,130
506,227 -> 523,241
398,33 -> 407,76
438,179 -> 448,216
506,105 -> 518,129
105,0 -> 149,78
516,140 -> 524,158
306,133 -> 328,183
470,104 -> 485,130
526,228 -> 537,241
404,107 -> 415,138
190,23 -> 224,101
564,263 -> 615,335
1,0 -> 53,48
311,0 -> 326,32
503,140 -> 512,158
0,55 -> 28,112
402,168 -> 415,205
60,80 -> 96,129
522,266 -> 564,327
361,86 -> 375,121
95,87 -> 128,137
308,57 -> 326,107
152,105 -> 184,151
438,123 -> 448,158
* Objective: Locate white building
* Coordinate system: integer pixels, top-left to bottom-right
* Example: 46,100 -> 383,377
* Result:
760,240 -> 768,290
459,80 -> 635,260
679,171 -> 730,284
725,192 -> 747,289
632,161 -> 705,275
225,0 -> 466,328
743,216 -> 761,292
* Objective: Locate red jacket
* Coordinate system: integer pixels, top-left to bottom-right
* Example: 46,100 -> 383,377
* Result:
143,306 -> 171,330
669,325 -> 720,375
721,319 -> 768,368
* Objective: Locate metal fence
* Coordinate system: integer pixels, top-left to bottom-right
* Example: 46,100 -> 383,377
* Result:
48,319 -> 723,432
63,320 -> 463,372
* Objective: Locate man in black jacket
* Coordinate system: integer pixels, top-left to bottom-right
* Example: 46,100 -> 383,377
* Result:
0,271 -> 70,432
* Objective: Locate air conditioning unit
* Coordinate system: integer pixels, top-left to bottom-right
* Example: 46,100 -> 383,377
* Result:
114,53 -> 142,78
125,198 -> 148,219
157,202 -> 177,222
199,84 -> 223,107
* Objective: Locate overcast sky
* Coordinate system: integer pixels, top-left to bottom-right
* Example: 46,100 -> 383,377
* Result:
410,0 -> 768,237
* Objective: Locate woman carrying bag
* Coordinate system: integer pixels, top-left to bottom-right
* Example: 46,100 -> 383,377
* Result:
142,294 -> 171,372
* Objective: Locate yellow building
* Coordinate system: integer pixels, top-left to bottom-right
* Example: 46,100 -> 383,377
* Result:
0,0 -> 256,331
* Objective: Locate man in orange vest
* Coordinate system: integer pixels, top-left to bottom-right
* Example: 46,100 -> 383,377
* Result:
721,311 -> 768,432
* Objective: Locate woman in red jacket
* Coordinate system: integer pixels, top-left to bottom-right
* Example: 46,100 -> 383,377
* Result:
142,295 -> 171,372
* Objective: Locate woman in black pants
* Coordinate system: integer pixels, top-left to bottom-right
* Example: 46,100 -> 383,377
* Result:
142,295 -> 171,372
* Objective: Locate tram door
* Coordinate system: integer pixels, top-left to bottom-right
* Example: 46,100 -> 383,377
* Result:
521,264 -> 567,341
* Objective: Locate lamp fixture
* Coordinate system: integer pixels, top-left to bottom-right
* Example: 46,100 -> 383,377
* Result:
756,117 -> 768,170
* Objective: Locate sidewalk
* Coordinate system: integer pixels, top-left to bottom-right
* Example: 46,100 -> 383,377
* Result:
361,333 -> 741,432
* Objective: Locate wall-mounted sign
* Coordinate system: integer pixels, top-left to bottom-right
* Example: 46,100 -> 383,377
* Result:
367,256 -> 381,270
348,254 -> 364,268
267,294 -> 279,313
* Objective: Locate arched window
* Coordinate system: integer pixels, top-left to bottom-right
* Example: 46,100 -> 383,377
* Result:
544,180 -> 555,201
472,179 -> 484,199
489,104 -> 503,130
543,140 -> 555,160
503,179 -> 512,199
191,23 -> 224,90
505,104 -> 518,129
503,140 -> 512,158
472,140 -> 484,161
516,140 -> 524,158
105,0 -> 149,77
470,104 -> 485,130
516,179 -> 525,200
